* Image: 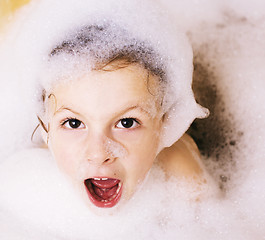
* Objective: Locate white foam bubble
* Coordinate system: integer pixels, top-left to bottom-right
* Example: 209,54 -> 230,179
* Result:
2,0 -> 205,150
1,0 -> 265,239
0,148 -> 218,240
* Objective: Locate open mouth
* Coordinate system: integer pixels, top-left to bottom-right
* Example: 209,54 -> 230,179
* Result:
84,178 -> 122,208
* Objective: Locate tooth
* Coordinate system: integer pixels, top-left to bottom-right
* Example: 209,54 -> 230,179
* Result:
94,178 -> 100,180
117,182 -> 121,191
101,178 -> 108,180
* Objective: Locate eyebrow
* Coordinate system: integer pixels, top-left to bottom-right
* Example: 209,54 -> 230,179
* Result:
53,106 -> 80,116
119,105 -> 152,117
53,104 -> 152,118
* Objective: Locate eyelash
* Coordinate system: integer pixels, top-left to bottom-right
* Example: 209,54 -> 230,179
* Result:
59,117 -> 141,130
60,117 -> 85,129
115,118 -> 141,129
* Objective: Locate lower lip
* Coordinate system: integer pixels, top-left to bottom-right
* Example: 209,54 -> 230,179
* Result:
85,181 -> 123,208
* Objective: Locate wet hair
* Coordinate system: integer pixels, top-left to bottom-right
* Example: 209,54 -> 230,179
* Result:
49,24 -> 166,81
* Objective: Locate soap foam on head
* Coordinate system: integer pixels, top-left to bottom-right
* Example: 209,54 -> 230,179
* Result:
0,0 -> 202,157
1,0 -> 265,239
35,0 -> 206,148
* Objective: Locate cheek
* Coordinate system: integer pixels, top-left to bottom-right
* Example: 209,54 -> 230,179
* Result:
114,122 -> 161,148
123,130 -> 160,180
123,146 -> 157,198
49,132 -> 85,177
128,145 -> 157,173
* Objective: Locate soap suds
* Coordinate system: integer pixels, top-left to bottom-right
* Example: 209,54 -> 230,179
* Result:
1,0 -> 265,239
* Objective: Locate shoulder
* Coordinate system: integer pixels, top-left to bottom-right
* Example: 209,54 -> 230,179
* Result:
156,133 -> 203,179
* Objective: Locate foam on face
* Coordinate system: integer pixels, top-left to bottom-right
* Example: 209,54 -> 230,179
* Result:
103,137 -> 128,160
1,0 -> 265,239
75,137 -> 128,183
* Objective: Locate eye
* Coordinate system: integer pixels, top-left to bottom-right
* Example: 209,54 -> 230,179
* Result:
116,118 -> 140,129
62,118 -> 85,129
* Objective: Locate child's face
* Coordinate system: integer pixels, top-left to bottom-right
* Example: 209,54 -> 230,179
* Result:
46,64 -> 163,209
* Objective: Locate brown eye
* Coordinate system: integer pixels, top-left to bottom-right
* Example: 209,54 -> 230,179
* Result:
116,118 -> 139,129
63,118 -> 85,129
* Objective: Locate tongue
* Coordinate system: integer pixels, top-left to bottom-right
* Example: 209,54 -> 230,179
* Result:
91,178 -> 120,200
93,184 -> 119,200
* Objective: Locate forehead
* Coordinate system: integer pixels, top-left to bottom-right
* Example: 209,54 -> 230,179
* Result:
49,64 -> 160,115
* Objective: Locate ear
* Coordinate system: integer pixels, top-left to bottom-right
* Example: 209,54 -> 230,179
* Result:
159,104 -> 187,151
158,101 -> 209,152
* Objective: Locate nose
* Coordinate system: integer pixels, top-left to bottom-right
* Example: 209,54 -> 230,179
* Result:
85,134 -> 116,165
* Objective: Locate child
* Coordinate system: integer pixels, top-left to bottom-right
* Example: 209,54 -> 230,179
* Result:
36,23 -> 212,209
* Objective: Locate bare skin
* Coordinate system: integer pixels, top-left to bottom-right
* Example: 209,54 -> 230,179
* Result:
157,133 -> 203,179
40,64 -> 208,208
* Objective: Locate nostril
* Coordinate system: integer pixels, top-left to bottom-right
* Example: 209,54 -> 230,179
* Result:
103,158 -> 115,164
104,158 -> 111,163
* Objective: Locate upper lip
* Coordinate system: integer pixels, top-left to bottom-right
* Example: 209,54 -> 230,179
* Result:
89,176 -> 122,181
